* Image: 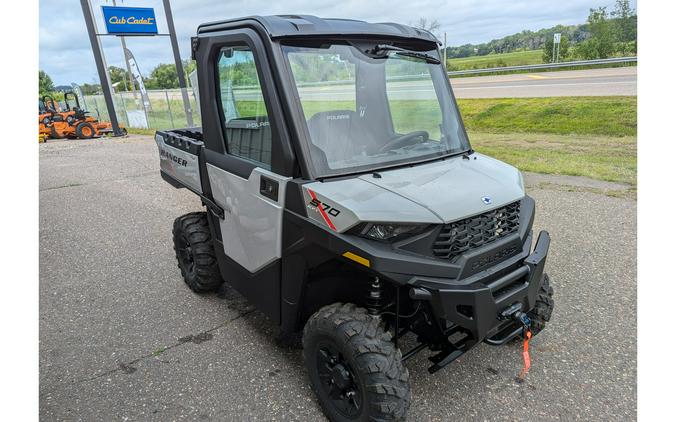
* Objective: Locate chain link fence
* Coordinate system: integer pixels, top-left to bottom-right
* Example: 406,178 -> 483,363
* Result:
81,88 -> 202,131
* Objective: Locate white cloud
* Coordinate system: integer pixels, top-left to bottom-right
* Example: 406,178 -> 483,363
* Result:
39,0 -> 635,85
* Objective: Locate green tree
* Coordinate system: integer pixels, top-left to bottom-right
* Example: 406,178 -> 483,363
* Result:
611,0 -> 637,55
542,35 -> 570,63
39,70 -> 54,97
576,7 -> 614,59
81,83 -> 101,95
611,0 -> 637,42
108,66 -> 130,91
145,63 -> 180,89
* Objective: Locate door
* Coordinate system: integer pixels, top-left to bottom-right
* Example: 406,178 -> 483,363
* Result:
195,30 -> 295,323
209,41 -> 292,273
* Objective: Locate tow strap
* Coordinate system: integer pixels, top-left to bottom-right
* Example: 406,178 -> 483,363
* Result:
517,327 -> 532,382
498,305 -> 534,382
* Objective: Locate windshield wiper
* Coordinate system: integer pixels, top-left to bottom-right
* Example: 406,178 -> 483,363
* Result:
368,44 -> 441,64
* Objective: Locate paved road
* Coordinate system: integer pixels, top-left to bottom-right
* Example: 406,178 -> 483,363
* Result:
40,136 -> 636,421
219,66 -> 637,104
450,66 -> 637,98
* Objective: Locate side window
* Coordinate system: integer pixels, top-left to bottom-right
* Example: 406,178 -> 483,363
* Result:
216,46 -> 272,168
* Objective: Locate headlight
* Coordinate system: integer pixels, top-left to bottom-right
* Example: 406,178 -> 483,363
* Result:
518,171 -> 525,192
352,223 -> 429,242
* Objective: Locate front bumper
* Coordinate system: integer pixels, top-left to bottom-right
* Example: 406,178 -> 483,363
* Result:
413,230 -> 550,343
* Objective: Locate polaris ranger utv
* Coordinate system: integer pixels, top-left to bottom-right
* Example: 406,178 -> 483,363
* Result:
156,15 -> 554,421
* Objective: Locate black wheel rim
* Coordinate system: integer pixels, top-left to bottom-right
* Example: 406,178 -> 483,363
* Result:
316,341 -> 363,419
177,234 -> 195,276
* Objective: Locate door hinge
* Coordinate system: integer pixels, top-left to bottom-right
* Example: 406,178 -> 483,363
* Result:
191,36 -> 200,61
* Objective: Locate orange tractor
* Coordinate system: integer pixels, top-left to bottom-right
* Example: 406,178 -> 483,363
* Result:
40,93 -> 125,140
39,96 -> 71,140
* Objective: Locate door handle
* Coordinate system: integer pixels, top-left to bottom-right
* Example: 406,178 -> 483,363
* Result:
260,175 -> 279,201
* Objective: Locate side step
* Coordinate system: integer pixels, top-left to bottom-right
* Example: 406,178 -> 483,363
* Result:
399,326 -> 474,374
428,348 -> 465,374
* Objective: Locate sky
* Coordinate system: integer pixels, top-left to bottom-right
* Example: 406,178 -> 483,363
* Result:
39,0 -> 636,86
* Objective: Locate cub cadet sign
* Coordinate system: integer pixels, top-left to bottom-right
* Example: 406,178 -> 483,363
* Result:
102,6 -> 158,35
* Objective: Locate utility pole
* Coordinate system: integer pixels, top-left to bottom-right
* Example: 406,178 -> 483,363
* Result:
79,0 -> 123,136
163,0 -> 193,127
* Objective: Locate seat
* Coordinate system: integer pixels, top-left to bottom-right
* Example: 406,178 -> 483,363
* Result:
306,110 -> 380,165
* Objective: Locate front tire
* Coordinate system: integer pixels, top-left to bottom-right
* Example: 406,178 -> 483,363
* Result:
172,212 -> 223,293
303,303 -> 411,421
76,122 -> 95,139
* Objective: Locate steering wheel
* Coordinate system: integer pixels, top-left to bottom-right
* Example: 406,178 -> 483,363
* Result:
377,131 -> 429,153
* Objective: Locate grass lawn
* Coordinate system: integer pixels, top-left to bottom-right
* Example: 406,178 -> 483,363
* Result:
457,96 -> 637,137
447,50 -> 544,71
469,132 -> 636,185
445,50 -> 636,77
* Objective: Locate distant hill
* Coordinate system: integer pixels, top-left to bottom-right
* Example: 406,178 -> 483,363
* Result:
446,23 -> 591,59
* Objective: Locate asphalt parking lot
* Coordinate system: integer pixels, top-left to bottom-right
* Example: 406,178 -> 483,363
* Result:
39,135 -> 636,421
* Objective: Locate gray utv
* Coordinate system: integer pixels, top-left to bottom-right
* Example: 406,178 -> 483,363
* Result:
156,15 -> 554,421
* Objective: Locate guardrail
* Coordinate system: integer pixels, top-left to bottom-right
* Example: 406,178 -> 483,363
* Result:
447,56 -> 637,77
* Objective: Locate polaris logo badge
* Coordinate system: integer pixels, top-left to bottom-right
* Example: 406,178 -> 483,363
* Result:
245,121 -> 270,129
470,245 -> 518,271
482,196 -> 492,205
327,114 -> 350,120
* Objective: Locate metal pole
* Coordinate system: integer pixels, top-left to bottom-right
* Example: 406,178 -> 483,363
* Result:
79,0 -> 123,136
163,0 -> 193,127
165,90 -> 175,128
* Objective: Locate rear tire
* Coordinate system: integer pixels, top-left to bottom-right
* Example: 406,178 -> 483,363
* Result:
527,274 -> 554,336
49,126 -> 63,139
303,303 -> 411,421
172,212 -> 223,293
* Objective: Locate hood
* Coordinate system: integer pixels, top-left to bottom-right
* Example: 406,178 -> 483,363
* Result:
356,153 -> 525,223
302,153 -> 524,232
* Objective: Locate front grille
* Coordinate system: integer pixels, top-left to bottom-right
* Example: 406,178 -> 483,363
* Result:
432,201 -> 521,260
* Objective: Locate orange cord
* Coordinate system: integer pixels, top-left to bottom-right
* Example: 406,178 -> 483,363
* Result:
517,328 -> 532,382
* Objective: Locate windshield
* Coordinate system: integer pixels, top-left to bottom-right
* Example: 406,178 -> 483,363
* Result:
282,42 -> 470,177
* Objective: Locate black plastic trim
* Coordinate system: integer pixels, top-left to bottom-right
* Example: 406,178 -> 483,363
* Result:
212,238 -> 281,325
204,148 -> 257,179
259,175 -> 279,201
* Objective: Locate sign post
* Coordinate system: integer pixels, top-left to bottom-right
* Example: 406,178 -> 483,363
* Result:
79,0 -> 124,136
80,1 -> 194,133
553,33 -> 562,63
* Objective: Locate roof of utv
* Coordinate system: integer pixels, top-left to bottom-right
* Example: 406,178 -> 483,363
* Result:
197,15 -> 439,44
